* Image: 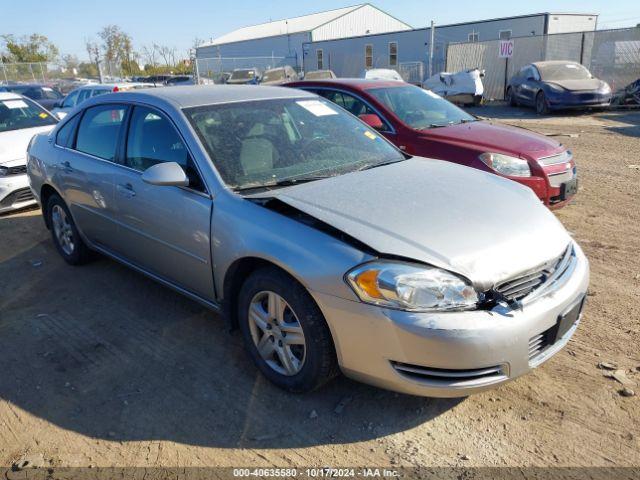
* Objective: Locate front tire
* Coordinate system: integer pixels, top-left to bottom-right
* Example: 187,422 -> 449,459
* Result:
238,267 -> 338,393
536,91 -> 549,114
46,194 -> 92,265
506,87 -> 516,106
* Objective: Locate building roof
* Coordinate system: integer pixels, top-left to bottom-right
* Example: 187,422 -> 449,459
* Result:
201,4 -> 367,47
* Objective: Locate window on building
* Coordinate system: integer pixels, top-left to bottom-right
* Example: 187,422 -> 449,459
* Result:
468,31 -> 479,43
365,44 -> 373,69
389,42 -> 398,66
316,49 -> 323,70
499,30 -> 512,40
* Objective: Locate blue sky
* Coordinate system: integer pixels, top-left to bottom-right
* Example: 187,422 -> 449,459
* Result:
3,0 -> 640,60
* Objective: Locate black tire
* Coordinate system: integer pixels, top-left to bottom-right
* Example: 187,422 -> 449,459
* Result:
536,91 -> 549,115
46,194 -> 92,265
506,87 -> 516,106
238,266 -> 339,393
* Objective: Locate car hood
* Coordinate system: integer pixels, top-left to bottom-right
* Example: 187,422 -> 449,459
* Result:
547,79 -> 606,91
423,120 -> 564,158
0,125 -> 54,164
266,158 -> 571,289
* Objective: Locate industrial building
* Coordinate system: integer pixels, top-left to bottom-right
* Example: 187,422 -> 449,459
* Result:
302,12 -> 599,79
195,4 -> 412,70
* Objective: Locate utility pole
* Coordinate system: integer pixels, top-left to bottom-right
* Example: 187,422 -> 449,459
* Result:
428,20 -> 436,78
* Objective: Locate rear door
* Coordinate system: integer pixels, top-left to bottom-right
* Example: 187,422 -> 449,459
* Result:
111,105 -> 214,300
54,104 -> 127,249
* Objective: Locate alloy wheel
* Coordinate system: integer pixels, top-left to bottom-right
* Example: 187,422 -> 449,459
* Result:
51,204 -> 75,255
248,290 -> 306,376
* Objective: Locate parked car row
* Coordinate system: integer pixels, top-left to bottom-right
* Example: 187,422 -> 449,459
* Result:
19,85 -> 589,398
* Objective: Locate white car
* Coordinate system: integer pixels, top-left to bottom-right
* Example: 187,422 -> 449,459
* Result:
363,68 -> 404,82
0,92 -> 57,214
51,83 -> 154,119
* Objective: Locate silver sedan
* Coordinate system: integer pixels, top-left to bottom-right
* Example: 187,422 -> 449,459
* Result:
26,86 -> 589,397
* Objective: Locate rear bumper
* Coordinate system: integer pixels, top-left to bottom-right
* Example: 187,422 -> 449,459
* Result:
0,173 -> 36,214
312,243 -> 589,397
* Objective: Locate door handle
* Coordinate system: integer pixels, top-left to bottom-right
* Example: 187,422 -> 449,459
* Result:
116,183 -> 136,198
61,160 -> 73,173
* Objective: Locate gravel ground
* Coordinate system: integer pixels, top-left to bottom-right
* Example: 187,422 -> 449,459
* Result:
0,105 -> 638,470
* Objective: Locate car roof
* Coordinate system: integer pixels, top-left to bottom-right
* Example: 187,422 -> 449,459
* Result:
0,91 -> 23,100
90,85 -> 316,109
532,60 -> 582,68
288,78 -> 406,90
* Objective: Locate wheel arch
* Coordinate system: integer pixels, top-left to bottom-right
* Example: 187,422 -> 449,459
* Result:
40,183 -> 63,230
222,256 -> 313,330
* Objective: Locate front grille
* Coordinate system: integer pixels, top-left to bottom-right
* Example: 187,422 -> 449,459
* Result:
538,150 -> 572,166
14,188 -> 34,203
6,165 -> 27,176
495,245 -> 574,303
1,187 -> 35,209
528,333 -> 551,362
548,168 -> 575,188
391,361 -> 507,387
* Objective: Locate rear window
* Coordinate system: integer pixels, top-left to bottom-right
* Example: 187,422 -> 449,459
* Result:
75,105 -> 127,161
231,70 -> 256,80
0,97 -> 57,133
262,69 -> 286,82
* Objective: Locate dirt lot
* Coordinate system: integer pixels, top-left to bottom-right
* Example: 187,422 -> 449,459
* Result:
0,105 -> 638,470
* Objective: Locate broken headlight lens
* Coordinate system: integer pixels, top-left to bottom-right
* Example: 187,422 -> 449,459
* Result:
479,152 -> 531,177
346,261 -> 479,312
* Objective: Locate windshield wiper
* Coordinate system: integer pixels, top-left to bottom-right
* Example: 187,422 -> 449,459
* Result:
233,174 -> 334,192
356,158 -> 407,171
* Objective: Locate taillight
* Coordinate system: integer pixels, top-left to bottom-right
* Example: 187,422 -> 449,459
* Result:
112,86 -> 119,92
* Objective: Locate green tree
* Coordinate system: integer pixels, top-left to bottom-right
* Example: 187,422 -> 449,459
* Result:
98,25 -> 139,76
1,33 -> 59,63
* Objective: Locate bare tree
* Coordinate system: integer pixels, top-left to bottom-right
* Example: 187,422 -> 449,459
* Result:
156,44 -> 177,68
141,44 -> 158,68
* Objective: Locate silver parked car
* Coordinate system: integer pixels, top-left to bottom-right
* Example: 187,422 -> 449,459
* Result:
27,86 -> 589,397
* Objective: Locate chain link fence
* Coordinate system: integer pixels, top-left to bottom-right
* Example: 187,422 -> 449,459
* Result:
0,61 -> 123,85
195,56 -> 297,83
446,27 -> 640,101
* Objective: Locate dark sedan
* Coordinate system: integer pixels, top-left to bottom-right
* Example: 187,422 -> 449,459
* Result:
0,83 -> 64,111
506,61 -> 611,114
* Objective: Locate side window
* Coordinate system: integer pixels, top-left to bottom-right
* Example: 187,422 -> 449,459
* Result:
92,89 -> 109,97
126,106 -> 204,192
77,89 -> 93,104
42,87 -> 61,99
76,105 -> 127,161
55,114 -> 80,148
62,90 -> 80,108
25,88 -> 43,100
531,67 -> 541,81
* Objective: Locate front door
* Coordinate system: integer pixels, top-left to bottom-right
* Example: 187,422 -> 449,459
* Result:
111,105 -> 215,300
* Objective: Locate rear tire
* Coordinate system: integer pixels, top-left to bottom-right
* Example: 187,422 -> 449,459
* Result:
238,266 -> 339,393
46,194 -> 92,265
536,91 -> 549,114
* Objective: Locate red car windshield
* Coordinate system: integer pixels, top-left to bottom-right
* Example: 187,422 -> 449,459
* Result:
368,85 -> 476,130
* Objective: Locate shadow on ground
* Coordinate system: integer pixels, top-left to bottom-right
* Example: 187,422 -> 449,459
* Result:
0,213 -> 461,449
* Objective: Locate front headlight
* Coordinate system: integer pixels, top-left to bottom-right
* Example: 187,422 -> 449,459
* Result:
599,83 -> 611,94
345,261 -> 479,312
547,83 -> 565,93
479,152 -> 531,177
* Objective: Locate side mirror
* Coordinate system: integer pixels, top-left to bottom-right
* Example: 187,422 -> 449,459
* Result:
359,113 -> 384,130
141,162 -> 189,187
526,76 -> 536,81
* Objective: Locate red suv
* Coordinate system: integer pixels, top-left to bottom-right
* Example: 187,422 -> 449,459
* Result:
286,79 -> 577,209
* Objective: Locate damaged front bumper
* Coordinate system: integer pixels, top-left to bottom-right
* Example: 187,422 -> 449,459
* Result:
311,243 -> 589,397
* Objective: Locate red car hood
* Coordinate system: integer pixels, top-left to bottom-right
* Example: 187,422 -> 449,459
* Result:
423,120 -> 564,158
